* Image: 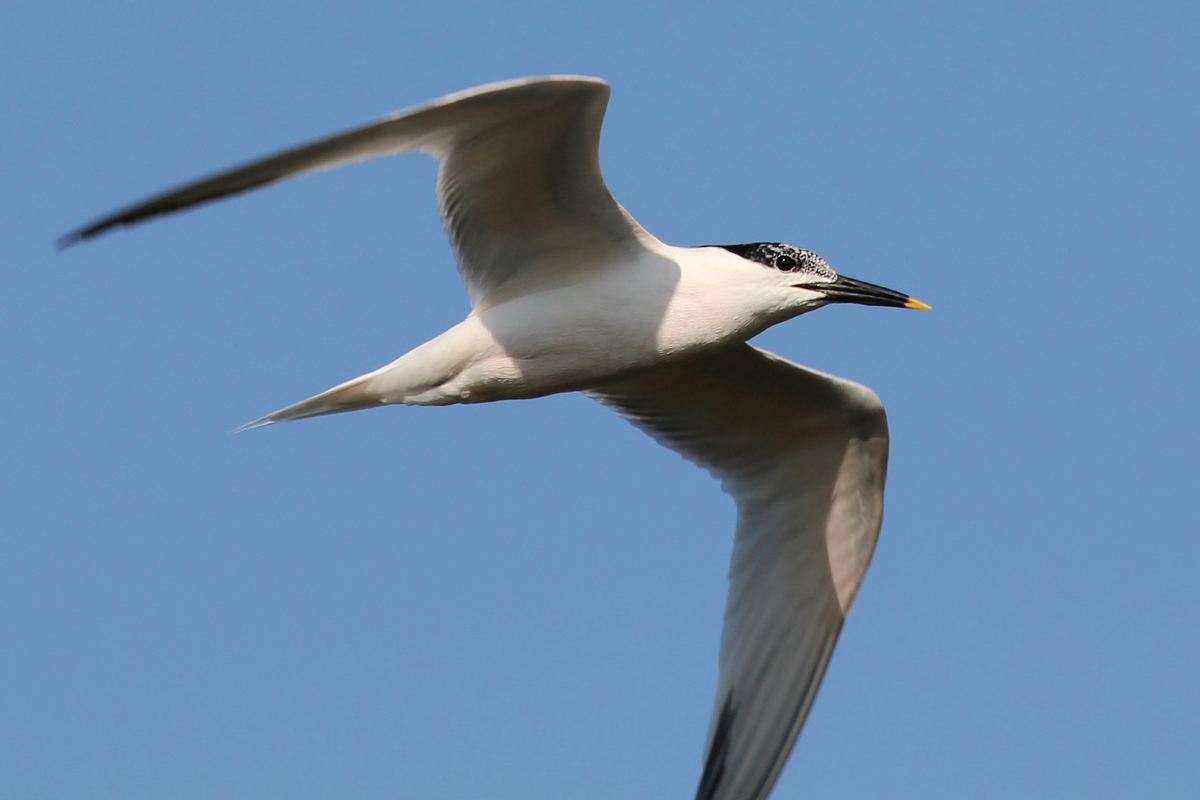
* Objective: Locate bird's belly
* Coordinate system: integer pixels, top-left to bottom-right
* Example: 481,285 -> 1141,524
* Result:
453,275 -> 758,401
378,257 -> 770,406
460,293 -> 673,400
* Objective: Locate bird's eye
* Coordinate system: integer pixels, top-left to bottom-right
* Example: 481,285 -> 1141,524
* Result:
775,255 -> 797,271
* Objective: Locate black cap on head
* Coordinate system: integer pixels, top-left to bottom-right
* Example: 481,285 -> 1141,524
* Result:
714,243 -> 836,280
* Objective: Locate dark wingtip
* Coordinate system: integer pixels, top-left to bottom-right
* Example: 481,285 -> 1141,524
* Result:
55,230 -> 84,251
696,692 -> 736,800
56,220 -> 113,251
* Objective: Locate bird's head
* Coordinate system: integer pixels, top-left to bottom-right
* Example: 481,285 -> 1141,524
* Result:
716,242 -> 930,313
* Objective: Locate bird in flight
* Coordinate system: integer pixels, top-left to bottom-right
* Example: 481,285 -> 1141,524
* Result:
62,76 -> 928,800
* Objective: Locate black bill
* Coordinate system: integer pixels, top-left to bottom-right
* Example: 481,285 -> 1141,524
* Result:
798,275 -> 930,310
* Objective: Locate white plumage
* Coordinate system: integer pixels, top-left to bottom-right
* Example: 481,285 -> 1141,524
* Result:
64,75 -> 926,800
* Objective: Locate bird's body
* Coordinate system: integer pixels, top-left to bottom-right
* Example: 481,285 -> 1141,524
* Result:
297,242 -> 805,412
64,75 -> 926,800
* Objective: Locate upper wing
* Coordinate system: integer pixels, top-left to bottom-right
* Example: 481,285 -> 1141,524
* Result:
587,344 -> 889,800
60,75 -> 652,307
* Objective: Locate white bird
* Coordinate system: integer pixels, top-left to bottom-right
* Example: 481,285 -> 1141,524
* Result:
63,76 -> 928,800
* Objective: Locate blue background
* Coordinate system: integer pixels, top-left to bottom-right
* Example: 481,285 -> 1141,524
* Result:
3,2 -> 1198,798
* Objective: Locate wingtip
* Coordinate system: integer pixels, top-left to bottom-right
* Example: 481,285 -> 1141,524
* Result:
55,230 -> 84,251
56,221 -> 112,251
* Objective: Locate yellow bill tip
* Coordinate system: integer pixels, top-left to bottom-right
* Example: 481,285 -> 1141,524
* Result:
904,297 -> 932,310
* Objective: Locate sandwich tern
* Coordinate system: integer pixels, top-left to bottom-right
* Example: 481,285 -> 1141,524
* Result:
62,75 -> 927,800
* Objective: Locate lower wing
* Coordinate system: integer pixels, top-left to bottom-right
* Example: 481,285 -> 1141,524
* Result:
588,344 -> 889,800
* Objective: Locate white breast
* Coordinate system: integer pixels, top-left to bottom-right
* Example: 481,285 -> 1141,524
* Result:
375,245 -> 789,405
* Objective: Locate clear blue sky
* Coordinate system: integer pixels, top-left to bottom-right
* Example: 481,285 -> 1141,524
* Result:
3,2 -> 1198,798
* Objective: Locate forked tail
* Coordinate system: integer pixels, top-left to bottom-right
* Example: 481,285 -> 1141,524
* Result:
234,371 -> 387,432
